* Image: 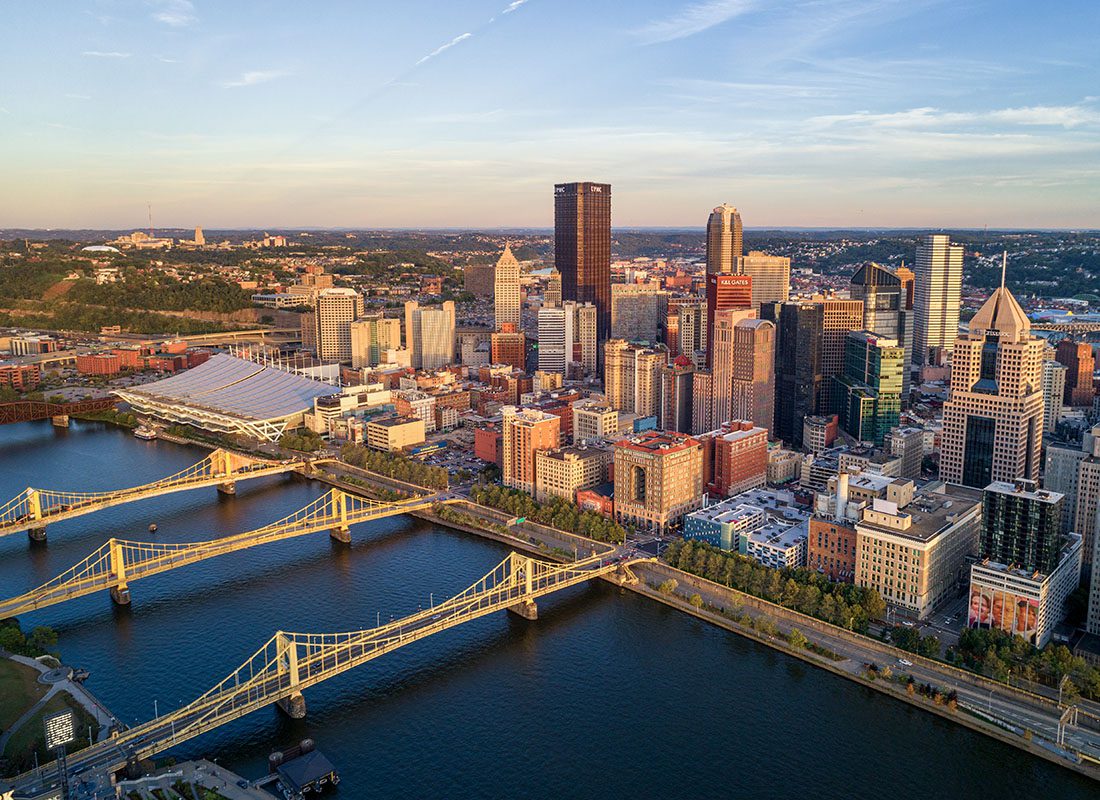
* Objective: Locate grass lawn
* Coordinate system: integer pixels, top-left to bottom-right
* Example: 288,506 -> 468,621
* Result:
0,658 -> 48,733
1,691 -> 98,778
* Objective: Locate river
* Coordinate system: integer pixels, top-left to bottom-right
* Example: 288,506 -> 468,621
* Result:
0,420 -> 1094,798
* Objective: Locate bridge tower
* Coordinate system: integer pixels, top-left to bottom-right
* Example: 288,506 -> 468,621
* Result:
329,490 -> 351,544
108,538 -> 131,606
274,632 -> 306,718
213,449 -> 237,496
25,488 -> 47,542
507,554 -> 538,620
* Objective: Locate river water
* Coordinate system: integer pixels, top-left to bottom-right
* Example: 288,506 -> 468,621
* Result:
0,421 -> 1094,799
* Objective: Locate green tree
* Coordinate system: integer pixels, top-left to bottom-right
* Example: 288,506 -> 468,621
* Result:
787,628 -> 808,649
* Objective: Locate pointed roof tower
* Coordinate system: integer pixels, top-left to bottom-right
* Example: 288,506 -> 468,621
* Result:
497,242 -> 518,266
968,252 -> 1030,343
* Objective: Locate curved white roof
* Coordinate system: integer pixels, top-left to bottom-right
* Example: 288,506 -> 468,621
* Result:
125,353 -> 333,421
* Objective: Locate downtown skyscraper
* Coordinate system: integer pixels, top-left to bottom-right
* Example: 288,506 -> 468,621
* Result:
494,243 -> 522,331
555,182 -> 611,342
706,204 -> 743,274
913,234 -> 963,366
850,262 -> 913,404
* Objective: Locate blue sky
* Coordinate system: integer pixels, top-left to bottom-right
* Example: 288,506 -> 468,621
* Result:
2,0 -> 1098,228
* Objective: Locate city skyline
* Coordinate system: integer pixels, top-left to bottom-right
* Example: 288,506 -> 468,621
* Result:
3,0 -> 1098,229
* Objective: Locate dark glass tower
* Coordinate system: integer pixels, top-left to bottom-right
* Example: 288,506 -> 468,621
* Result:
555,182 -> 611,341
763,302 -> 824,448
981,480 -> 1063,574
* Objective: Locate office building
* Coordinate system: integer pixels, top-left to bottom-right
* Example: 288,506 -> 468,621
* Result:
537,302 -> 575,375
555,181 -> 611,341
691,370 -> 715,436
575,302 -> 598,375
501,405 -> 562,494
818,298 -> 865,387
765,302 -> 824,448
850,262 -> 912,404
464,262 -> 495,298
940,279 -> 1044,487
912,234 -> 964,365
613,431 -> 703,534
802,415 -> 838,454
709,308 -> 758,428
404,300 -> 456,371
366,416 -> 426,452
494,243 -> 522,331
738,251 -> 790,307
706,204 -> 743,274
603,339 -> 666,417
315,288 -> 364,363
832,332 -> 904,446
855,483 -> 983,618
705,273 -> 753,366
730,318 -> 775,434
491,323 -> 527,371
350,312 -> 402,369
534,445 -> 612,503
1057,340 -> 1096,407
709,421 -> 768,497
573,400 -> 619,444
684,488 -> 810,565
657,356 -> 695,434
545,270 -> 562,308
809,473 -> 862,582
611,282 -> 668,344
896,265 -> 915,310
1042,359 -> 1068,432
885,426 -> 925,480
677,300 -> 707,362
1044,425 -> 1100,566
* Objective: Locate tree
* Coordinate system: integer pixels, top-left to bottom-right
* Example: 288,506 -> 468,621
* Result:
658,579 -> 678,595
27,626 -> 58,655
689,593 -> 704,608
787,628 -> 808,649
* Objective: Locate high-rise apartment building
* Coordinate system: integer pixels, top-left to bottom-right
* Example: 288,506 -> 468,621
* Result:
494,243 -> 522,331
501,405 -> 562,494
611,282 -> 668,343
1056,339 -> 1096,407
614,431 -> 704,534
603,339 -> 665,418
705,273 -> 752,367
850,262 -> 912,404
315,288 -> 364,363
555,182 -> 611,342
831,331 -> 903,446
575,302 -> 598,376
980,480 -> 1064,574
657,355 -> 695,434
537,302 -> 575,375
404,300 -> 456,371
912,234 -> 963,366
491,323 -> 527,371
706,204 -> 743,274
350,312 -> 402,369
940,281 -> 1044,488
737,251 -> 790,308
1041,359 -> 1067,432
764,302 -> 824,448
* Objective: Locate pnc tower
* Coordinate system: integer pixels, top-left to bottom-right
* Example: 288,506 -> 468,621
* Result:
555,182 -> 612,343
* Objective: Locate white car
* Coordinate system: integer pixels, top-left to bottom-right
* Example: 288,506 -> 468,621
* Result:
898,658 -> 913,667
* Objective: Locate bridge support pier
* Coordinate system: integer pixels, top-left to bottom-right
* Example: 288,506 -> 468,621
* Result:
277,691 -> 307,719
217,481 -> 237,496
110,585 -> 131,606
329,526 -> 351,544
507,599 -> 538,620
27,527 -> 47,543
51,415 -> 70,428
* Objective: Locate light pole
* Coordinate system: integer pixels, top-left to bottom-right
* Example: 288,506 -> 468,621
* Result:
154,699 -> 159,720
988,688 -> 994,713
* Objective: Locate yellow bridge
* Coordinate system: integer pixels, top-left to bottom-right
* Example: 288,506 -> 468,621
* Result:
11,551 -> 633,795
0,489 -> 442,618
0,448 -> 301,541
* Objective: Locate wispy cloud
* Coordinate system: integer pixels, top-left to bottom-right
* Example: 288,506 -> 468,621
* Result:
416,32 -> 473,65
150,0 -> 196,27
158,56 -> 182,64
502,0 -> 529,13
632,0 -> 755,44
82,50 -> 131,58
809,104 -> 1100,130
64,93 -> 93,100
221,69 -> 292,89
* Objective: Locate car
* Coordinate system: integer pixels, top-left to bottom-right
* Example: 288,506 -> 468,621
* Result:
898,658 -> 913,667
901,620 -> 915,627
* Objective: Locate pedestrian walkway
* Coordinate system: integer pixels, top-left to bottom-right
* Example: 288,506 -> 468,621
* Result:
8,654 -> 120,741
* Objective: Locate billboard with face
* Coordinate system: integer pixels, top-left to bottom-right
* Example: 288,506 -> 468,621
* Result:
967,582 -> 1039,644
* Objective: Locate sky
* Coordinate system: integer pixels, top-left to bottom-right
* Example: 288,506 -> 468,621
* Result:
2,0 -> 1099,229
